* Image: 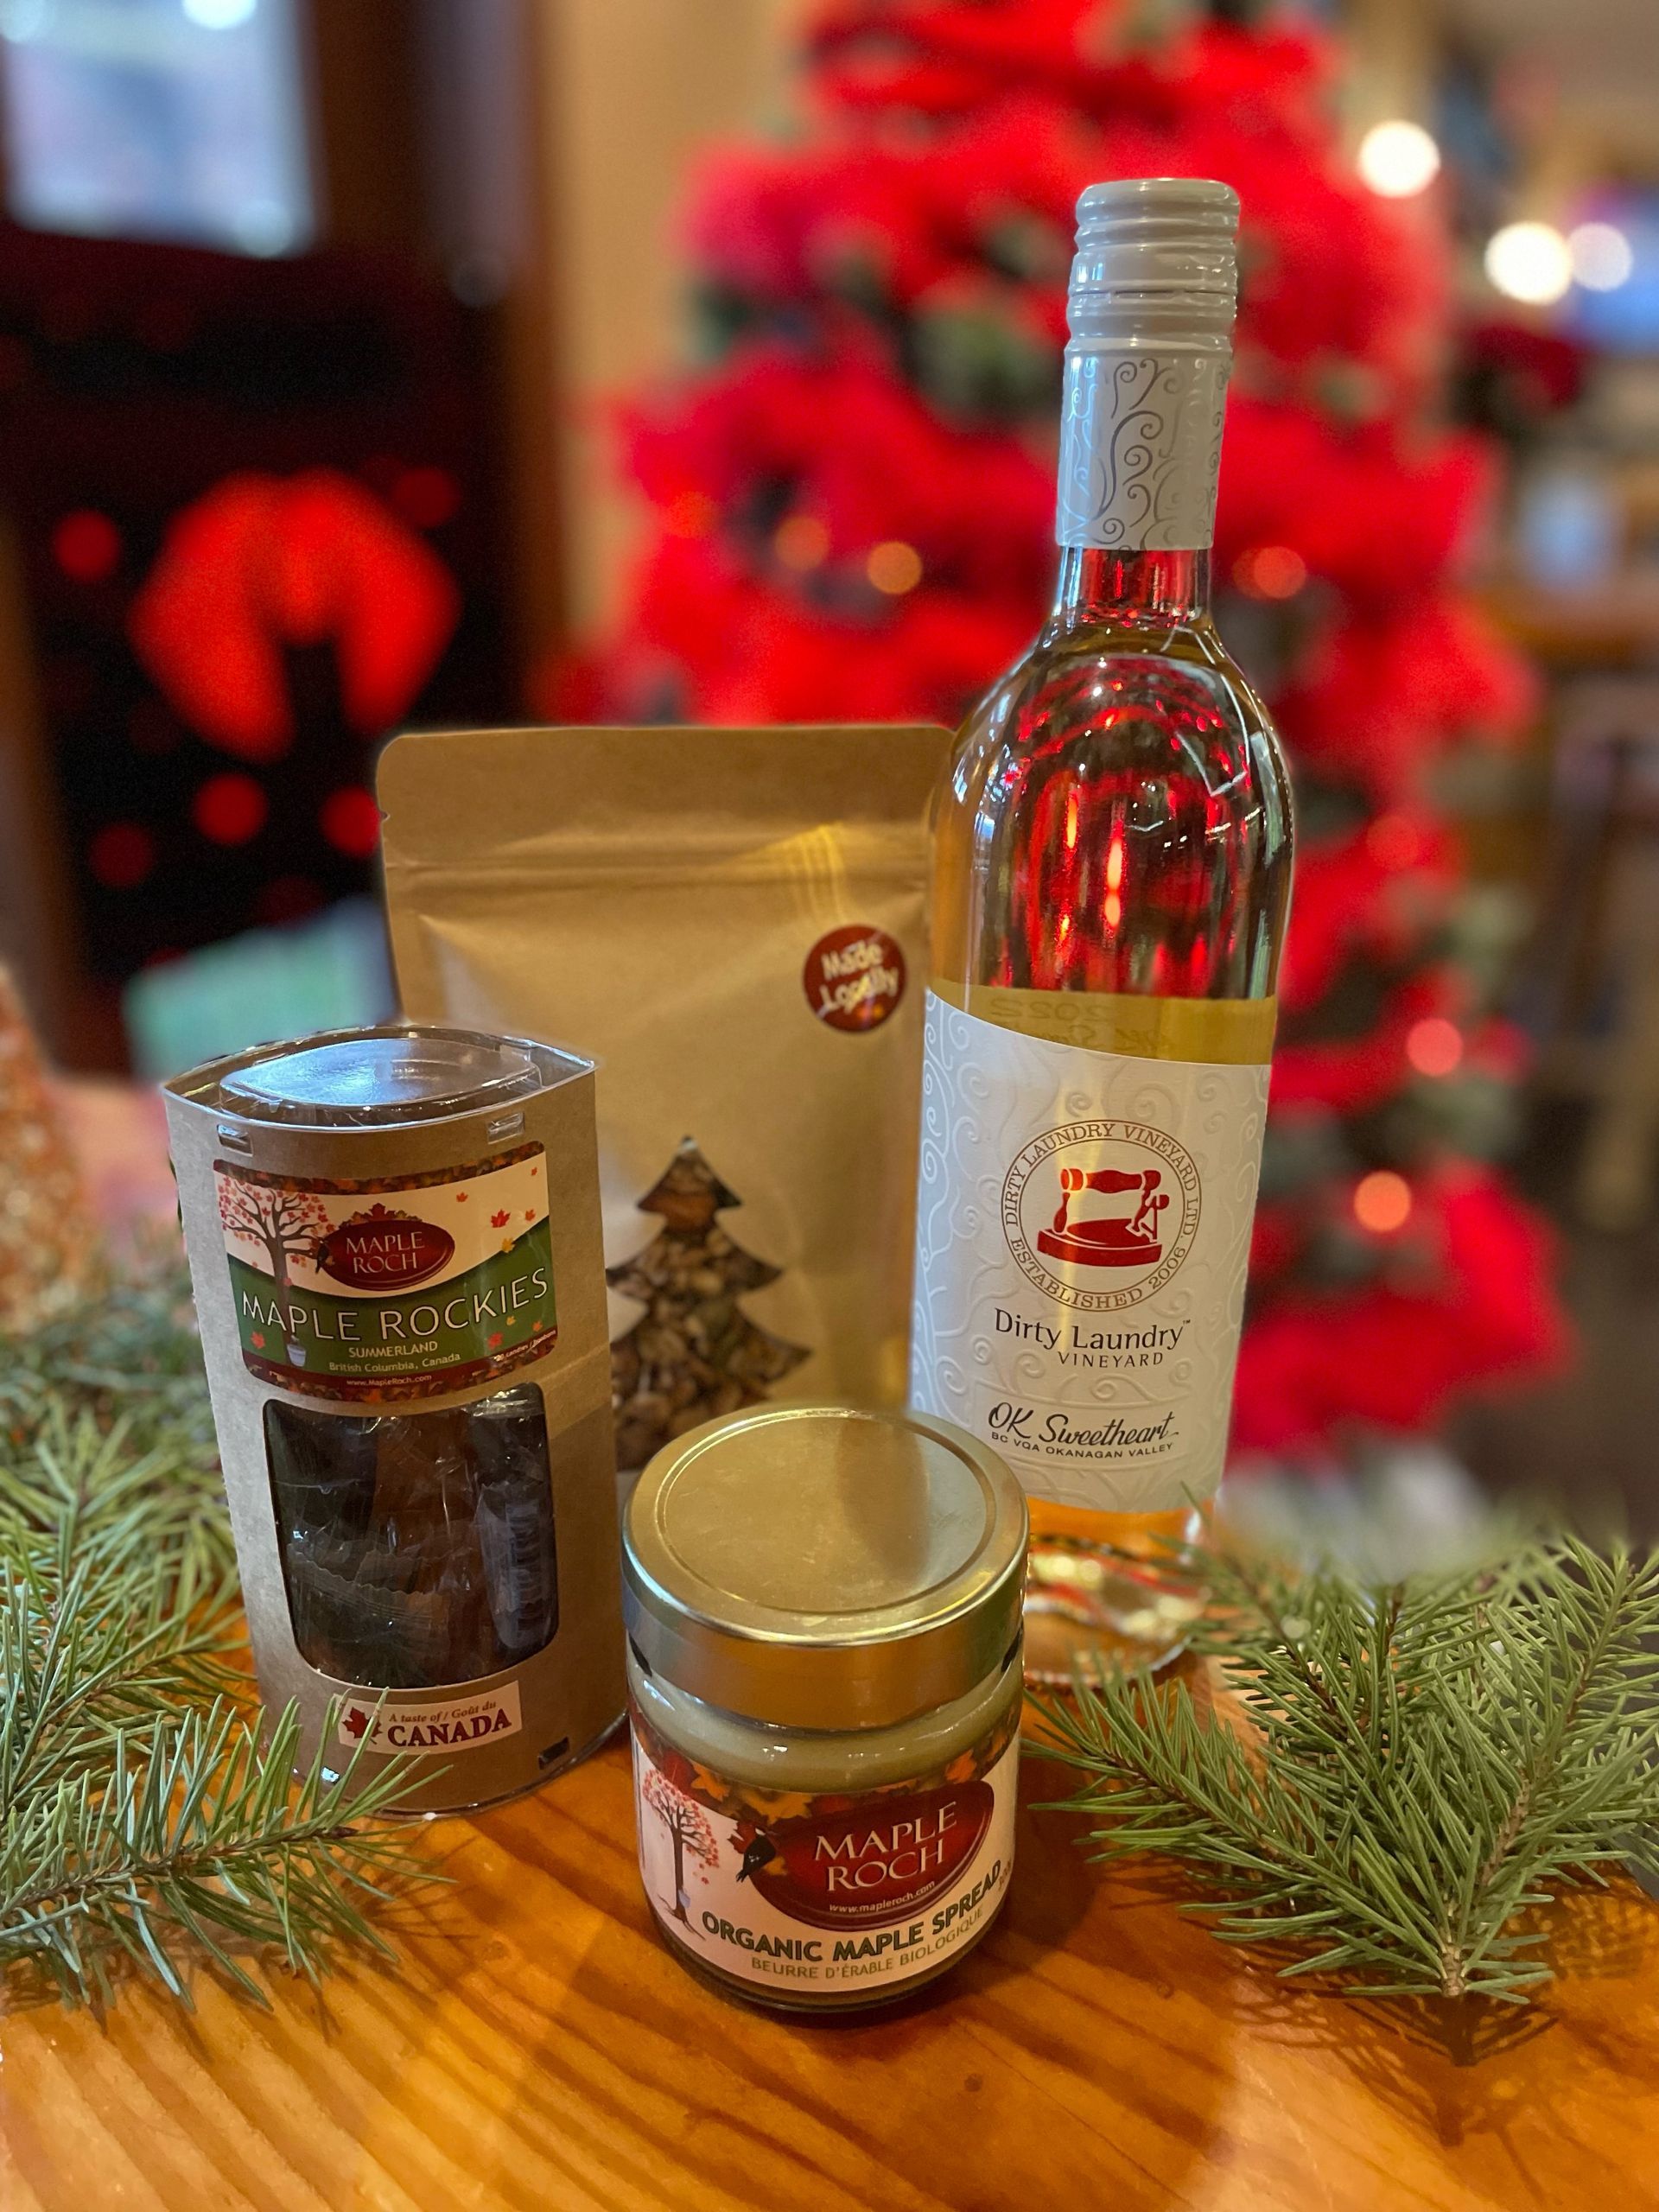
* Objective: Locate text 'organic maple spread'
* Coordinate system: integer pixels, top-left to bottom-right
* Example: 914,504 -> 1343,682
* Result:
623,1403 -> 1027,2011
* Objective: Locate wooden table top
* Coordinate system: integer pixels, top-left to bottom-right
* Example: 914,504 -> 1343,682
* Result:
3,1726 -> 1656,2212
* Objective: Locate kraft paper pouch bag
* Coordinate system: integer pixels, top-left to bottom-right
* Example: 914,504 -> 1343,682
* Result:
378,725 -> 950,1471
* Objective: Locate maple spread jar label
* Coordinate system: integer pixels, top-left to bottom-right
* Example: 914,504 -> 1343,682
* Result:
215,1144 -> 556,1401
911,995 -> 1268,1514
631,1705 -> 1019,1997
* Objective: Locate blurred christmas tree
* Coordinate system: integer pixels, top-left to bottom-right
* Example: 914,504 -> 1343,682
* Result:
580,0 -> 1567,1452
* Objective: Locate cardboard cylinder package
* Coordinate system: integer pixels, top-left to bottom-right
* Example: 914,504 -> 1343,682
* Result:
163,1026 -> 624,1815
378,725 -> 950,1471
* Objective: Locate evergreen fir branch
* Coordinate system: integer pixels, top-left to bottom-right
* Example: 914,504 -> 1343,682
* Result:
0,1701 -> 431,2012
1035,1540 -> 1659,2005
0,1261 -> 442,2017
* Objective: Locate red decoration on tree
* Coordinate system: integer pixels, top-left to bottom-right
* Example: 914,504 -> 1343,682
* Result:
581,0 -> 1567,1448
130,468 -> 459,763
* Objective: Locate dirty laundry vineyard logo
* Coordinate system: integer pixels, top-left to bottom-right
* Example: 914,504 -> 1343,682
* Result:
1002,1119 -> 1200,1309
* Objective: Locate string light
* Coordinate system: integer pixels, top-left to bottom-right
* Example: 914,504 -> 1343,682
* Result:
1567,222 -> 1634,293
321,787 -> 381,859
866,540 -> 923,594
1357,121 -> 1440,200
1406,1017 -> 1464,1077
1353,1170 -> 1413,1234
1233,544 -> 1307,601
1484,223 -> 1573,307
52,511 -> 121,583
193,773 -> 267,847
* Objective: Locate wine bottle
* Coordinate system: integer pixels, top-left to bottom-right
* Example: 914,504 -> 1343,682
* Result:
910,177 -> 1294,1681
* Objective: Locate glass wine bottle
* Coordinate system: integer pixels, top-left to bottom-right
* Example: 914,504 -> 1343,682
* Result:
910,178 -> 1294,1681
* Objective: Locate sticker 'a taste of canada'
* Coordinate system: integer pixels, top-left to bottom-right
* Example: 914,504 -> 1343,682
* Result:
337,1681 -> 523,1755
216,1144 -> 556,1401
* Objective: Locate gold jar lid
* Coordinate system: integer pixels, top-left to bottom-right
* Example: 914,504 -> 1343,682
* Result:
622,1404 -> 1027,1730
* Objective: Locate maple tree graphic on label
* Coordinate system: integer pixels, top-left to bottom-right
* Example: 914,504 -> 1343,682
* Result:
640,1766 -> 720,1925
608,1140 -> 807,1470
218,1177 -> 330,1291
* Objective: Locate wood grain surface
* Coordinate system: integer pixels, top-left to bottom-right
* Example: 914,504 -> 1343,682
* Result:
2,1732 -> 1656,2212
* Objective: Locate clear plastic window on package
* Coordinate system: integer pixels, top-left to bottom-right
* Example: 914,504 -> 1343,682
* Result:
264,1382 -> 558,1691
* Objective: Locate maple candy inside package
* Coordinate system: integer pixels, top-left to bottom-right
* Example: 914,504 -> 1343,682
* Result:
378,725 -> 949,1471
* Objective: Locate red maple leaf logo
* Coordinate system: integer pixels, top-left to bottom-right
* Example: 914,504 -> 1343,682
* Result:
491,1209 -> 510,1228
250,1332 -> 265,1349
342,1706 -> 372,1741
488,1332 -> 504,1351
454,1191 -> 467,1203
524,1209 -> 535,1222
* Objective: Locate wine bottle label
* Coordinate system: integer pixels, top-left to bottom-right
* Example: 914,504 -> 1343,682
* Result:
911,993 -> 1268,1513
214,1144 -> 556,1402
631,1703 -> 1019,1999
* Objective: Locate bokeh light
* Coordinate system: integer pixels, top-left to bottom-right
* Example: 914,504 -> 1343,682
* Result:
1233,544 -> 1307,600
1357,121 -> 1440,199
194,772 -> 268,846
867,540 -> 923,594
1484,223 -> 1573,307
1567,222 -> 1634,293
1353,1170 -> 1414,1235
321,786 -> 382,858
1406,1017 -> 1464,1077
52,510 -> 121,583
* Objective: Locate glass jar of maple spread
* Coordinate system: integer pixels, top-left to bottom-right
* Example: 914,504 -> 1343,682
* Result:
623,1403 -> 1027,2012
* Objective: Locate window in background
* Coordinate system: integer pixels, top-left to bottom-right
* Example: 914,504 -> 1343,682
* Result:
0,0 -> 314,257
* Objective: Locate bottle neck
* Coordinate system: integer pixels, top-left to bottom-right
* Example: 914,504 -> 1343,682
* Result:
1050,545 -> 1211,633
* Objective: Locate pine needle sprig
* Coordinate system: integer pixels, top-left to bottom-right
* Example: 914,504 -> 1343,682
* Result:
0,1260 -> 442,2018
0,1701 -> 430,2012
1034,1539 -> 1659,2005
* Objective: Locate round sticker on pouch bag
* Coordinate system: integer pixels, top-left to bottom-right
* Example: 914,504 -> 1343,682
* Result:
801,925 -> 906,1033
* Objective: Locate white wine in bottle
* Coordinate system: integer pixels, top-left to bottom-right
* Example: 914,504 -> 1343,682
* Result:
910,177 -> 1294,1681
